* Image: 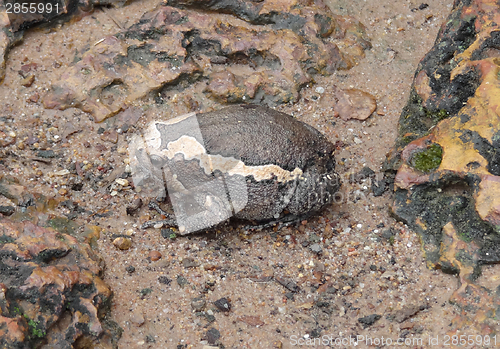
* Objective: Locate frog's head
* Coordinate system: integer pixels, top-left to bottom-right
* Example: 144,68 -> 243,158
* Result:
287,156 -> 340,216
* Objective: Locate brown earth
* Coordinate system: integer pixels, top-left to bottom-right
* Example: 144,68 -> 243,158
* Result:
2,0 -> 498,348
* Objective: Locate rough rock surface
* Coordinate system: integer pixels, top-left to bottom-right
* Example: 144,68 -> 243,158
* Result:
388,0 -> 500,333
43,0 -> 371,121
0,0 -> 130,83
0,218 -> 120,348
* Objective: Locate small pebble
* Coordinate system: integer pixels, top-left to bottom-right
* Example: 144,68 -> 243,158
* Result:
113,237 -> 132,250
191,297 -> 206,311
214,297 -> 231,312
130,310 -> 145,326
54,169 -> 69,176
309,243 -> 322,254
116,178 -> 129,186
148,250 -> 162,261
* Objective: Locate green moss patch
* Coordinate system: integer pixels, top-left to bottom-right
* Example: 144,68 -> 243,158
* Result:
410,144 -> 443,173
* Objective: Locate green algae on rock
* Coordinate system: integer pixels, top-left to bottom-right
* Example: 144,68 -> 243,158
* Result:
409,143 -> 443,173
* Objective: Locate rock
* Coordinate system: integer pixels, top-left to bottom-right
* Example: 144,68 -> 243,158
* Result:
37,150 -> 57,158
389,304 -> 428,323
205,328 -> 220,345
148,250 -> 162,261
387,0 -> 500,333
0,219 -> 119,348
113,236 -> 132,250
371,174 -> 394,197
353,166 -> 375,181
334,88 -> 377,121
130,310 -> 145,326
0,205 -> 14,216
20,74 -> 35,87
191,297 -> 206,312
43,0 -> 370,121
358,314 -> 381,328
158,276 -> 172,285
309,243 -> 322,254
126,198 -> 143,215
0,0 -> 131,83
182,257 -> 199,268
275,277 -> 300,292
213,297 -> 231,312
177,275 -> 188,288
101,129 -> 118,144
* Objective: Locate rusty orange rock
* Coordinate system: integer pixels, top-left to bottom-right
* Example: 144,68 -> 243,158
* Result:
389,0 -> 500,334
42,0 -> 370,121
0,219 -> 119,348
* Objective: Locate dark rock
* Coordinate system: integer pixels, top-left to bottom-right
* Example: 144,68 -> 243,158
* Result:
275,277 -> 300,292
36,150 -> 57,158
206,327 -> 220,345
213,297 -> 231,312
71,182 -> 83,191
371,174 -> 394,196
161,228 -> 176,239
158,276 -> 172,285
358,314 -> 381,328
350,166 -> 375,183
177,275 -> 188,288
0,205 -> 14,216
126,265 -> 136,273
284,292 -> 295,300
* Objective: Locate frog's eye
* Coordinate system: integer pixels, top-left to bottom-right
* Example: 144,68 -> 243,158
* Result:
150,154 -> 167,169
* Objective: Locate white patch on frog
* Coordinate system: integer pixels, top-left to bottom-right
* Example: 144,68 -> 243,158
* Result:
132,115 -> 253,234
142,113 -> 198,150
158,135 -> 304,183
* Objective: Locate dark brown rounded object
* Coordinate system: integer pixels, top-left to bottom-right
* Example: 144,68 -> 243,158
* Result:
148,250 -> 162,261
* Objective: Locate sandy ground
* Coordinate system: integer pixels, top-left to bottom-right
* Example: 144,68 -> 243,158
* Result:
3,0 -> 497,348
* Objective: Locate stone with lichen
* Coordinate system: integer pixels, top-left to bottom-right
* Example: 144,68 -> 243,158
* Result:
388,0 -> 500,334
0,219 -> 120,348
